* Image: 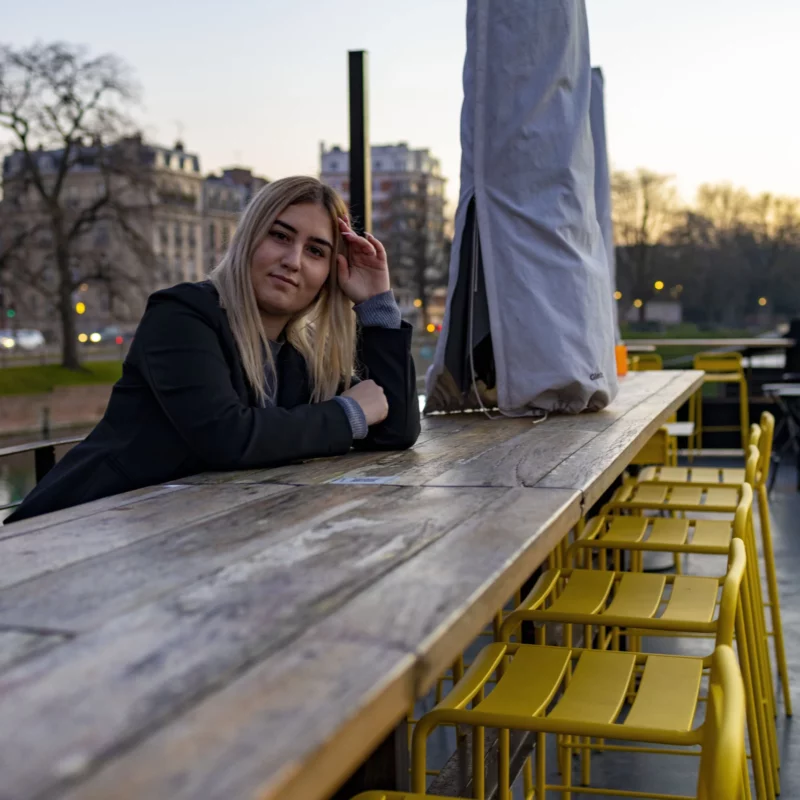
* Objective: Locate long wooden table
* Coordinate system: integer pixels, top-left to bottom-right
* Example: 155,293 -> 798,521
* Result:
0,370 -> 703,800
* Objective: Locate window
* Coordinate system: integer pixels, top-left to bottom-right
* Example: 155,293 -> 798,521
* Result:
374,160 -> 382,170
330,160 -> 338,170
221,225 -> 230,248
208,223 -> 216,249
174,223 -> 183,246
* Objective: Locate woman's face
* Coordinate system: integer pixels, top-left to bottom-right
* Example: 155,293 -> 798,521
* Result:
250,202 -> 335,320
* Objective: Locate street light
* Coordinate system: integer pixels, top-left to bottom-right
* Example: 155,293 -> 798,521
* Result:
613,290 -> 622,300
633,299 -> 643,309
78,333 -> 88,343
75,302 -> 86,315
426,323 -> 436,333
413,298 -> 423,308
758,297 -> 768,307
654,280 -> 664,291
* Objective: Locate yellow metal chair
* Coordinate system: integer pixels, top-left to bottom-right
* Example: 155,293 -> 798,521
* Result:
626,416 -> 791,716
629,352 -> 664,371
574,473 -> 778,799
408,637 -> 747,800
355,645 -> 746,800
689,352 -> 750,453
509,497 -> 770,799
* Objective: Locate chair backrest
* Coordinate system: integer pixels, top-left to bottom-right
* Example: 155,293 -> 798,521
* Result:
693,352 -> 744,374
745,445 -> 760,487
757,411 -> 775,488
716,537 -> 747,648
630,353 -> 663,371
697,645 -> 746,800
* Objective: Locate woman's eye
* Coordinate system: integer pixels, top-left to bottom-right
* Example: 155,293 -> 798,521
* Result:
270,230 -> 288,241
308,246 -> 324,258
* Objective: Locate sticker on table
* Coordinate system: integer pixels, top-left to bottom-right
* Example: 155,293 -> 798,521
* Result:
328,476 -> 399,485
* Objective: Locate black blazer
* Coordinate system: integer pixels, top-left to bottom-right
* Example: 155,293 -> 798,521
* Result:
5,281 -> 420,524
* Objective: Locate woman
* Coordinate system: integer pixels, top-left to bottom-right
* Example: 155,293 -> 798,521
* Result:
5,177 -> 420,524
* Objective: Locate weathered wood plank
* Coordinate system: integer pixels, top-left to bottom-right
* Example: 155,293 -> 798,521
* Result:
0,483 -> 188,542
61,634 -> 414,800
428,427 -> 596,487
0,627 -> 68,672
0,485 -> 518,800
215,417 -> 533,487
537,370 -> 704,507
177,414 -> 483,486
177,372 -> 678,490
321,487 -> 580,692
50,488 -> 579,800
0,483 -> 297,594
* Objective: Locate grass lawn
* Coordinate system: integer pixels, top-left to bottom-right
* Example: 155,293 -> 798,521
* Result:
0,361 -> 123,396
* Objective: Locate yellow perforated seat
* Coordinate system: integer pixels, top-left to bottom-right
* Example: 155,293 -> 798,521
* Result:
613,420 -> 792,720
639,464 -> 747,485
570,483 -> 776,799
408,645 -> 746,800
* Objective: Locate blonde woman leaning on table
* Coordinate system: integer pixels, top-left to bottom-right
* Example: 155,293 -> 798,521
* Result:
5,177 -> 420,524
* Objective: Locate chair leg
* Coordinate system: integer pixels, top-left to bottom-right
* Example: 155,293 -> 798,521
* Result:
473,724 -> 485,800
522,754 -> 534,800
742,749 -> 753,800
736,603 -> 771,800
758,483 -> 793,716
536,733 -> 546,799
498,728 -> 511,800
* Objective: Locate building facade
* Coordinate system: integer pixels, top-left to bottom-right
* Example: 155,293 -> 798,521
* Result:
203,168 -> 269,272
319,143 -> 448,319
0,138 -> 267,341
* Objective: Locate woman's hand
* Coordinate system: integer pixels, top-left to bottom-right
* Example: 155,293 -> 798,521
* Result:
337,217 -> 391,304
340,380 -> 388,426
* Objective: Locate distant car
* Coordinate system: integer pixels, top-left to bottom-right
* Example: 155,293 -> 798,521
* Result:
0,329 -> 15,350
14,329 -> 46,350
80,325 -> 135,345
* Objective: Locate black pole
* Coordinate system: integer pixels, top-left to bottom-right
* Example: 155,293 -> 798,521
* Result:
348,50 -> 371,235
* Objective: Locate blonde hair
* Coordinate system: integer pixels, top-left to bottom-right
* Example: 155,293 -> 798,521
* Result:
210,176 -> 356,406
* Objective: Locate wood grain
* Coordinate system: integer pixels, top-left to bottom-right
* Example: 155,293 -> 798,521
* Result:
0,627 -> 68,672
537,371 -> 703,507
0,484 -> 302,595
0,485 -> 525,800
61,633 -> 415,800
0,483 -> 187,542
54,487 -> 579,800
177,371 -> 684,491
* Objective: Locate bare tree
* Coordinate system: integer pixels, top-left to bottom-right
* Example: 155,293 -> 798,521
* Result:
0,42 -> 156,369
612,169 -> 678,321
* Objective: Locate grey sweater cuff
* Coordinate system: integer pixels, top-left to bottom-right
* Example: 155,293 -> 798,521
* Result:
354,290 -> 402,329
334,395 -> 369,440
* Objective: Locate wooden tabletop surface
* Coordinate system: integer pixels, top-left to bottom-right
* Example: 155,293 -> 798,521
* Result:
0,370 -> 703,800
622,337 -> 793,348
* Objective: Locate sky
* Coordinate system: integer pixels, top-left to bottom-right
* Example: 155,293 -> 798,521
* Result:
3,0 -> 799,211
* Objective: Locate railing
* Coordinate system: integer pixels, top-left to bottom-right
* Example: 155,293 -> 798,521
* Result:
0,436 -> 84,512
